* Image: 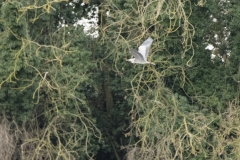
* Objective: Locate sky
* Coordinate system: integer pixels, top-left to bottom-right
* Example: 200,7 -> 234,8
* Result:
73,2 -> 99,38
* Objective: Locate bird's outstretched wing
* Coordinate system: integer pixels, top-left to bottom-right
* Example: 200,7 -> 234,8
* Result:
130,48 -> 145,61
138,37 -> 153,61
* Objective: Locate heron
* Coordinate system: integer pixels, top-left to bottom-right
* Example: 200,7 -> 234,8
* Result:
127,37 -> 155,65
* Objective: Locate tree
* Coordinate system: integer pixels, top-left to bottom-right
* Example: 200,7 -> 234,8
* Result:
2,0 -> 240,159
98,0 -> 240,159
0,1 -> 101,159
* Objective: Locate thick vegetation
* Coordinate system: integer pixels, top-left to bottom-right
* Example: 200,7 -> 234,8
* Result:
0,0 -> 240,159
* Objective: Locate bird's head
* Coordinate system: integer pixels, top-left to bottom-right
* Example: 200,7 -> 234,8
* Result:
126,58 -> 135,63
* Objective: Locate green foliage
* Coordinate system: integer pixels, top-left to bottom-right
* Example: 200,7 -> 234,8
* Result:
98,0 -> 197,159
0,1 -> 34,121
0,0 -> 102,159
98,0 -> 240,159
2,0 -> 240,159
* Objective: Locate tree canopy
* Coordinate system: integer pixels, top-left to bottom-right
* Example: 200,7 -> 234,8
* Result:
1,0 -> 240,159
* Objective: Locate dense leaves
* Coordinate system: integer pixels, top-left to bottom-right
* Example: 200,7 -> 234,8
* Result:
1,0 -> 240,159
0,1 -> 101,159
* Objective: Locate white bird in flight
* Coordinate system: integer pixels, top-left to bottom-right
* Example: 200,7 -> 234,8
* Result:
127,37 -> 155,65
